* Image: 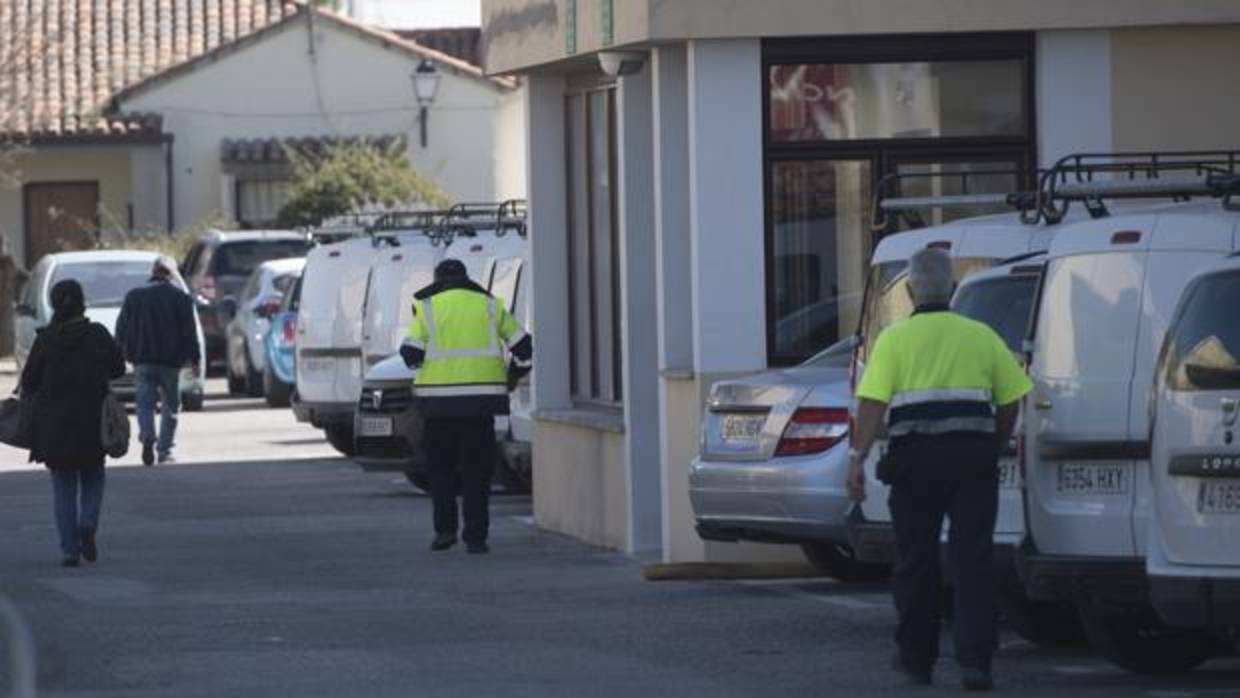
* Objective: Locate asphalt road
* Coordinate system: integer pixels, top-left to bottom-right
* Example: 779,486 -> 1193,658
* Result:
2,376 -> 1240,697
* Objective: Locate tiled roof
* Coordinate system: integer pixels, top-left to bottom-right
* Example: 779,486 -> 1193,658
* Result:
221,134 -> 405,165
0,0 -> 296,140
394,28 -> 482,68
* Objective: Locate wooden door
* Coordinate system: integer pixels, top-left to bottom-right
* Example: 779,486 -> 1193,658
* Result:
24,181 -> 100,266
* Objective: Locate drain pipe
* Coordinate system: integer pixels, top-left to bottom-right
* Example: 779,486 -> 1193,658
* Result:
0,594 -> 35,698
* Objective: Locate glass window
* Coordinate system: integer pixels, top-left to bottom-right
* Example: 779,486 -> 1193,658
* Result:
769,159 -> 872,363
952,275 -> 1040,353
566,88 -> 622,403
1162,272 -> 1240,391
769,60 -> 1026,142
800,335 -> 858,369
888,160 -> 1024,231
50,261 -> 154,308
237,180 -> 292,229
490,258 -> 522,313
859,257 -> 996,362
211,241 -> 311,278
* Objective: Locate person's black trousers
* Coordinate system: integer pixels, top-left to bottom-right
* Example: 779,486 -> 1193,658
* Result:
886,433 -> 999,674
423,417 -> 496,544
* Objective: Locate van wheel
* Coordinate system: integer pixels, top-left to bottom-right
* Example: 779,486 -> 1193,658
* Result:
263,366 -> 292,408
181,391 -> 205,413
404,471 -> 430,493
801,543 -> 891,583
1078,601 -> 1215,674
1000,592 -> 1084,647
226,367 -> 245,396
324,425 -> 356,457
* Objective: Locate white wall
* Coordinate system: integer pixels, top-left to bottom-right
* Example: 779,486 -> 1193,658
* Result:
493,83 -> 529,202
121,14 -> 515,228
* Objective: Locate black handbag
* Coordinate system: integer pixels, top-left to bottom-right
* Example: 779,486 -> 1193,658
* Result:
0,390 -> 34,449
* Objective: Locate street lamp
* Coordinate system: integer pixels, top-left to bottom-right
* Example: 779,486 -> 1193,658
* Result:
412,59 -> 441,149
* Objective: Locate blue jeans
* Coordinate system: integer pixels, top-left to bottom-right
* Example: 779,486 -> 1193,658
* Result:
135,364 -> 181,457
51,468 -> 105,557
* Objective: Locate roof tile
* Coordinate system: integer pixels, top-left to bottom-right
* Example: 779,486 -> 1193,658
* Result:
0,0 -> 295,140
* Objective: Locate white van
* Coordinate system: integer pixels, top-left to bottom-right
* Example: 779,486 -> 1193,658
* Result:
1020,197 -> 1240,673
1148,252 -> 1240,634
293,234 -> 380,455
361,219 -> 445,369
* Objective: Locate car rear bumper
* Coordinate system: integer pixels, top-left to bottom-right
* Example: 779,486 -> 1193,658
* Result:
1013,539 -> 1145,603
292,398 -> 354,428
1150,572 -> 1240,628
689,450 -> 852,544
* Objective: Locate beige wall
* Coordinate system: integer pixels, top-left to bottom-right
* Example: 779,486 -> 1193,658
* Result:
483,0 -> 1240,74
1110,25 -> 1240,152
533,419 -> 628,550
0,146 -> 136,267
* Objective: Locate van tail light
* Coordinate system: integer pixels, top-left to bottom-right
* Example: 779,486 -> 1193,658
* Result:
197,276 -> 217,302
281,315 -> 298,343
775,407 -> 850,457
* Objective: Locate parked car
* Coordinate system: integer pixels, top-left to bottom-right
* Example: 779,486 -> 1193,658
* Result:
688,335 -> 884,581
1148,254 -> 1240,634
180,230 -> 311,372
262,275 -> 302,408
224,258 -> 305,398
14,250 -> 207,411
1019,196 -> 1240,674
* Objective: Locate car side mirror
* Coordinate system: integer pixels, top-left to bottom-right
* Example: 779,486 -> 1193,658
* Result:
14,303 -> 35,318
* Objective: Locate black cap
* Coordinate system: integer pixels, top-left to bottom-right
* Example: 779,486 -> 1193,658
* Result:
434,259 -> 468,282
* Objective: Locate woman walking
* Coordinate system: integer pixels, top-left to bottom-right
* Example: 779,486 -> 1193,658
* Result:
20,280 -> 125,567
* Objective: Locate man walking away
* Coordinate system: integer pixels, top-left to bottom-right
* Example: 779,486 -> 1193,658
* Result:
847,248 -> 1031,691
115,258 -> 200,466
400,259 -> 532,555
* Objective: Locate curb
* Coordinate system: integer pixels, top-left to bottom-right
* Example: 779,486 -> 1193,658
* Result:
642,562 -> 825,581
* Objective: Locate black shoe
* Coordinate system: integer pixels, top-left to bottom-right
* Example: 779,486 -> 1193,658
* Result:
80,527 -> 97,563
61,556 -> 80,568
430,534 -> 458,551
961,668 -> 993,691
891,652 -> 931,686
466,542 -> 489,555
142,441 -> 155,466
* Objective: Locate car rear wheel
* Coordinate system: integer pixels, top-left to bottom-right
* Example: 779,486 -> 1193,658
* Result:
263,365 -> 292,408
801,542 -> 891,583
181,390 -> 204,413
999,588 -> 1085,647
226,363 -> 246,395
324,425 -> 356,457
1077,600 -> 1215,674
244,353 -> 263,398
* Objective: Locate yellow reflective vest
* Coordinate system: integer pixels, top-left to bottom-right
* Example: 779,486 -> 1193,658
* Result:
405,288 -> 527,417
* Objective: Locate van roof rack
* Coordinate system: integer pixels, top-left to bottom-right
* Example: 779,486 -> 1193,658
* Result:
1032,151 -> 1240,224
871,169 -> 1039,232
496,199 -> 528,237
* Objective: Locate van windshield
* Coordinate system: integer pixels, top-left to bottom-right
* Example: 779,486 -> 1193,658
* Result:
858,256 -> 995,361
1162,271 -> 1240,391
952,275 -> 1039,353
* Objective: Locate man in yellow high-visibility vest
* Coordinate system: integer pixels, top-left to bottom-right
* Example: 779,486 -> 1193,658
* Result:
849,248 -> 1031,691
400,259 -> 532,554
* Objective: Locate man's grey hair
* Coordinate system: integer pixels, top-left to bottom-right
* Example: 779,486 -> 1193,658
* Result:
907,247 -> 954,305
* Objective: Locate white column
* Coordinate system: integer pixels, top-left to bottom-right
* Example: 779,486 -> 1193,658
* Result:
618,61 -> 662,555
525,74 -> 571,411
652,44 -> 696,559
688,39 -> 766,374
129,143 -> 170,232
1037,30 -> 1113,167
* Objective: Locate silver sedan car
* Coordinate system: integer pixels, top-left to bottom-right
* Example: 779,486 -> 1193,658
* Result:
689,337 -> 887,581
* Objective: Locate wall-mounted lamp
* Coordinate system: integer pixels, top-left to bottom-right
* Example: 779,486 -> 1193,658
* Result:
411,58 -> 441,148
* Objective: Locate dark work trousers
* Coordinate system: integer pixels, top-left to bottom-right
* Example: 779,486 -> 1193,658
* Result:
886,432 -> 999,674
423,417 -> 497,544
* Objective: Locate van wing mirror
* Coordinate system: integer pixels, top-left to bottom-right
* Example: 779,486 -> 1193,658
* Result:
14,303 -> 35,318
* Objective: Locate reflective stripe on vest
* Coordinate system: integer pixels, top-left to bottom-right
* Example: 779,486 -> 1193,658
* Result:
421,297 -> 503,360
888,387 -> 995,437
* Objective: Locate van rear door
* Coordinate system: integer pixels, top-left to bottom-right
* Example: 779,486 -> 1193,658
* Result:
296,239 -> 374,406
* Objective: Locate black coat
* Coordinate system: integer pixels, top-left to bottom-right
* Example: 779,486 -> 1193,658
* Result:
115,279 -> 200,368
20,317 -> 125,470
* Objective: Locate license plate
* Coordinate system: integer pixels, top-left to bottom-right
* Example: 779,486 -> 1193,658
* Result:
999,459 -> 1022,489
1057,463 -> 1128,495
720,414 -> 764,443
302,358 -> 332,373
360,417 -> 394,438
1198,481 -> 1240,514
